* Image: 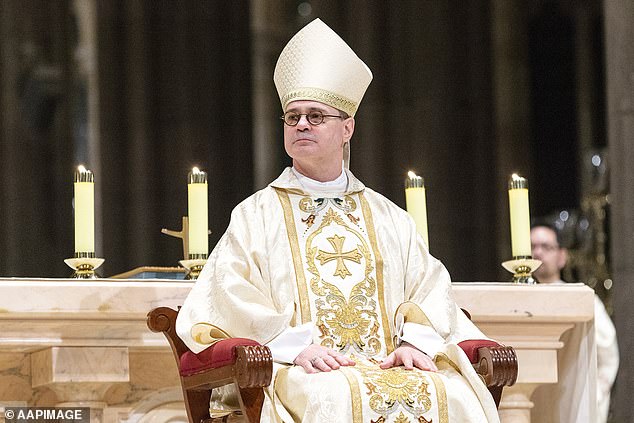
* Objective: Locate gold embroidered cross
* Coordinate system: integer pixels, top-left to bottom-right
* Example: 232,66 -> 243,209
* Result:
316,234 -> 362,279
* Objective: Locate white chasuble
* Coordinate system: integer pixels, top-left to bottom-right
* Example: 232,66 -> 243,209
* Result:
176,168 -> 500,423
275,189 -> 446,422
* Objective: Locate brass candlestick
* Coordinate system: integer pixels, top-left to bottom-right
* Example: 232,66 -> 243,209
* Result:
179,254 -> 208,280
504,173 -> 539,283
64,252 -> 105,279
502,257 -> 542,284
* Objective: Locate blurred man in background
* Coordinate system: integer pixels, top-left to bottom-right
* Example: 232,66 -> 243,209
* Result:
531,223 -> 619,423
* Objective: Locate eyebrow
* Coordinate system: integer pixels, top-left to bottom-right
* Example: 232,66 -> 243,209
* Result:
285,106 -> 331,113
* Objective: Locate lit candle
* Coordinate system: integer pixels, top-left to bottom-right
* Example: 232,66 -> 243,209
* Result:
188,167 -> 208,257
508,173 -> 531,257
405,171 -> 429,248
74,165 -> 95,254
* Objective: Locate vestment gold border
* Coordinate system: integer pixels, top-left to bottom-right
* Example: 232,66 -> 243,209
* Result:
359,192 -> 394,354
275,189 -> 311,324
340,367 -> 364,423
429,371 -> 449,423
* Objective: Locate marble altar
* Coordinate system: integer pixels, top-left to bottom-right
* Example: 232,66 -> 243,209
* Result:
0,279 -> 595,423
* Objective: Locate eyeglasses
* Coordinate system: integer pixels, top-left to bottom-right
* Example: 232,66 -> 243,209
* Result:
281,111 -> 344,126
531,243 -> 560,253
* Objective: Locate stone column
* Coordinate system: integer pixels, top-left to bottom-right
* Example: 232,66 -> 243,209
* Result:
250,0 -> 293,189
498,384 -> 539,423
604,0 -> 634,420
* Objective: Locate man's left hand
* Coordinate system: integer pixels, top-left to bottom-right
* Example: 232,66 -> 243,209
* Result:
379,342 -> 438,371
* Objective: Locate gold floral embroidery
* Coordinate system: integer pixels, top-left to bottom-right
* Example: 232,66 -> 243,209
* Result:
343,195 -> 357,212
299,197 -> 325,213
298,196 -> 314,212
323,295 -> 372,349
356,361 -> 433,418
394,412 -> 411,423
306,207 -> 382,356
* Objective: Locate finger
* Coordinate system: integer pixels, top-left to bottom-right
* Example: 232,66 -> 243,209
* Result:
325,349 -> 355,366
300,360 -> 318,374
379,353 -> 396,369
322,355 -> 340,370
324,348 -> 340,356
295,354 -> 313,368
402,353 -> 414,370
413,354 -> 437,372
425,356 -> 438,372
325,349 -> 346,360
333,355 -> 355,366
313,357 -> 332,372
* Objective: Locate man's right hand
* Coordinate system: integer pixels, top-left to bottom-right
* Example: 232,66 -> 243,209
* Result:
293,344 -> 355,374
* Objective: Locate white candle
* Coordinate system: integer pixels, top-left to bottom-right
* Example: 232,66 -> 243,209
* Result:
405,171 -> 429,248
508,174 -> 531,257
74,165 -> 95,254
188,167 -> 208,257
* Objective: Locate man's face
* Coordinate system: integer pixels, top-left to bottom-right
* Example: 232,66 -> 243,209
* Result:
531,226 -> 567,283
283,100 -> 354,168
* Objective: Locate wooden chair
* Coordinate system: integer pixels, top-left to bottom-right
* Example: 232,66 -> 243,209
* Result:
147,307 -> 517,423
147,307 -> 272,423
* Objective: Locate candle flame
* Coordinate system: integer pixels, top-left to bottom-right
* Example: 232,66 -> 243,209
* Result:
189,167 -> 208,184
407,171 -> 418,179
509,173 -> 527,190
78,165 -> 87,173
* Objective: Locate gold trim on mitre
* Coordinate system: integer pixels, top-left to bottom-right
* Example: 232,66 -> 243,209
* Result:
274,19 -> 373,117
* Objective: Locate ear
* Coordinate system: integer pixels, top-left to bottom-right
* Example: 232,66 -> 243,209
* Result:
342,117 -> 355,143
557,248 -> 568,270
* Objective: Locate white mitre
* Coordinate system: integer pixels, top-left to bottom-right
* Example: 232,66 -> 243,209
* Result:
273,18 -> 373,117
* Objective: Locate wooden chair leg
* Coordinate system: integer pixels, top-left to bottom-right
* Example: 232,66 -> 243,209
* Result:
236,387 -> 265,423
183,388 -> 212,423
489,385 -> 503,408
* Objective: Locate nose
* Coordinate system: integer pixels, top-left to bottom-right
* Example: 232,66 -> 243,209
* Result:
296,114 -> 311,129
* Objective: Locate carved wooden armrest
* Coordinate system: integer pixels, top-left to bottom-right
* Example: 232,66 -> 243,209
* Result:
146,306 -> 272,387
457,339 -> 517,407
234,344 -> 273,388
457,339 -> 518,387
472,345 -> 517,387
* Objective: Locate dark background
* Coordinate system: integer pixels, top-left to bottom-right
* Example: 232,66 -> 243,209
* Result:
0,0 -> 605,281
3,1 -> 634,421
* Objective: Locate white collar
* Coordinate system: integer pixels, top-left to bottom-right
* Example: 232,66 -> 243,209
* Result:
291,167 -> 348,195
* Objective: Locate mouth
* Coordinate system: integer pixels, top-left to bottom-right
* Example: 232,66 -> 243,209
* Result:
293,138 -> 316,144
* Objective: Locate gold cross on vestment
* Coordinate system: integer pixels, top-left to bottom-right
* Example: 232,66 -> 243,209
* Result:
316,234 -> 362,279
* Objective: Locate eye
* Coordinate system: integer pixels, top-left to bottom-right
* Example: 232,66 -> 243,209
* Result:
308,112 -> 323,123
286,113 -> 300,123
